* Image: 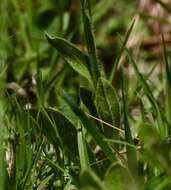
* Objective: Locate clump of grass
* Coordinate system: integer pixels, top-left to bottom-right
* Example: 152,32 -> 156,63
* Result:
1,0 -> 171,189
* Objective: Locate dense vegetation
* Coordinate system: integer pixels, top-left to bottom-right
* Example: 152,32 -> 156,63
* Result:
1,0 -> 171,189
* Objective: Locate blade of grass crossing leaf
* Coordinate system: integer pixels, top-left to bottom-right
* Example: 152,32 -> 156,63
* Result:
45,157 -> 78,188
121,69 -> 138,177
22,137 -> 44,189
80,0 -> 101,85
104,139 -> 137,149
63,93 -> 116,162
126,49 -> 167,138
94,77 -> 120,139
37,107 -> 62,158
77,123 -> 90,171
109,20 -> 135,82
162,35 -> 171,125
37,175 -> 53,190
38,107 -> 79,160
45,157 -> 65,174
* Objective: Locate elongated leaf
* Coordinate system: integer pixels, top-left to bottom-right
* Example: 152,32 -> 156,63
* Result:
45,33 -> 93,85
104,164 -> 134,190
80,87 -> 97,116
0,140 -> 5,190
62,93 -> 116,162
94,77 -> 120,139
47,108 -> 78,156
34,107 -> 79,160
121,69 -> 138,177
37,108 -> 61,151
104,139 -> 137,149
109,20 -> 135,82
14,102 -> 28,187
58,96 -> 80,128
77,123 -> 90,171
162,35 -> 171,125
80,0 -> 101,85
80,169 -> 107,190
126,49 -> 167,138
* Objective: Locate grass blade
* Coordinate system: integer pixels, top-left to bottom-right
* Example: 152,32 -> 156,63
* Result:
79,87 -> 97,116
162,35 -> 171,125
39,107 -> 79,159
121,69 -> 138,178
80,0 -> 101,85
126,49 -> 167,138
77,123 -> 90,171
109,20 -> 135,82
0,141 -> 5,190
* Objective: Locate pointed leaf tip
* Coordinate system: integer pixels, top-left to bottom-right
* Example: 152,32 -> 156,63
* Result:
45,33 -> 93,86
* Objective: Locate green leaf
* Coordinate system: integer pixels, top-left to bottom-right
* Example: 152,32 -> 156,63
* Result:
80,87 -> 97,116
62,93 -> 116,162
45,33 -> 93,85
121,69 -> 138,177
58,96 -> 80,128
109,20 -> 135,82
126,49 -> 167,138
162,35 -> 171,125
77,123 -> 90,171
104,164 -> 134,190
139,122 -> 170,172
94,77 -> 120,139
0,142 -> 6,190
80,169 -> 107,190
80,0 -> 101,85
36,108 -> 61,150
36,107 -> 79,160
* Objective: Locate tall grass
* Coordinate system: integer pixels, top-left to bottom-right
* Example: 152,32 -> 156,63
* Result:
1,0 -> 171,189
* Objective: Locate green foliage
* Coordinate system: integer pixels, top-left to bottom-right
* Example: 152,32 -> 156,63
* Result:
80,0 -> 101,85
94,77 -> 120,139
45,34 -> 93,86
104,164 -> 134,190
121,70 -> 138,179
2,0 -> 171,189
162,35 -> 171,126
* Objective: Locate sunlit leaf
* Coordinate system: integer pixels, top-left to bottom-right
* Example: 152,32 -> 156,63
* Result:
46,33 -> 93,85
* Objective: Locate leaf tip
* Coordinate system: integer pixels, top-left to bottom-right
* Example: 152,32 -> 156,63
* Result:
45,32 -> 53,44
